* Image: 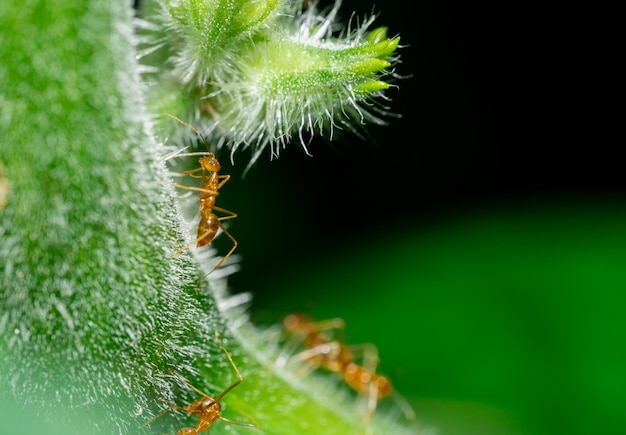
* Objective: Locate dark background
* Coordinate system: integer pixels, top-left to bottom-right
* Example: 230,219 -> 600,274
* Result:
223,1 -> 619,293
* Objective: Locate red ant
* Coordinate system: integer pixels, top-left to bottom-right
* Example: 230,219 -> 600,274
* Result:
282,313 -> 415,424
164,113 -> 237,273
146,331 -> 259,434
282,313 -> 353,373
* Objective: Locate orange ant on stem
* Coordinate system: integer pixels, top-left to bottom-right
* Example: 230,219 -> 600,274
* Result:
145,330 -> 259,434
164,113 -> 237,274
281,313 -> 416,425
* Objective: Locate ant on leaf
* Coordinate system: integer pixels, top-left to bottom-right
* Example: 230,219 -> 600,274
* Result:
282,313 -> 417,426
146,330 -> 259,434
164,113 -> 237,274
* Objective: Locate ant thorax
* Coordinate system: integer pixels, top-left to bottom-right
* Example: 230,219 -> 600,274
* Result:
188,396 -> 221,415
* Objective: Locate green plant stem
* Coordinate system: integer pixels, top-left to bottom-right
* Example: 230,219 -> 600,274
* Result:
0,1 -> 416,434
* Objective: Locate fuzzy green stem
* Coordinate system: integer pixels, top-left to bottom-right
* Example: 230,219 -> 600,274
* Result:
0,1 -> 416,434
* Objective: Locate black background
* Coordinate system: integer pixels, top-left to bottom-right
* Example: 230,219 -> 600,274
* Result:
221,1 -> 620,294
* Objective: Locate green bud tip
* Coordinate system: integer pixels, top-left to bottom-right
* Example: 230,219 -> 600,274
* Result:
351,58 -> 392,75
357,80 -> 390,93
368,27 -> 388,44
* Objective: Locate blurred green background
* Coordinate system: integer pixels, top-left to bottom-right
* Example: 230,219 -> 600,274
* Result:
204,1 -> 623,434
228,202 -> 626,435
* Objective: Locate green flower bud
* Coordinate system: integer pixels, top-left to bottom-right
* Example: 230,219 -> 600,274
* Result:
142,0 -> 403,165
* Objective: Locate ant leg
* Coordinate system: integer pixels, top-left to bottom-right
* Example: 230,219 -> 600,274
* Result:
216,173 -> 230,189
142,404 -> 171,428
282,315 -> 346,345
219,413 -> 260,428
390,390 -> 419,429
213,330 -> 243,400
164,113 -> 209,144
212,331 -> 261,428
348,342 -> 381,373
205,213 -> 238,273
292,341 -> 344,360
157,397 -> 190,417
172,183 -> 218,196
212,205 -> 237,221
276,333 -> 310,369
143,396 -> 187,430
312,318 -> 346,331
290,341 -> 349,373
181,167 -> 204,179
171,225 -> 212,257
279,315 -> 346,369
307,318 -> 347,343
165,151 -> 214,162
365,379 -> 380,422
340,343 -> 384,423
169,370 -> 214,400
165,152 -> 210,182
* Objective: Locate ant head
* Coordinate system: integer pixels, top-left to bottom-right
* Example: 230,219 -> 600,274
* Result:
199,155 -> 221,172
177,428 -> 198,435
